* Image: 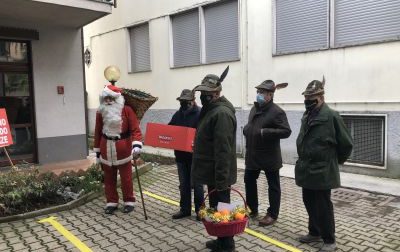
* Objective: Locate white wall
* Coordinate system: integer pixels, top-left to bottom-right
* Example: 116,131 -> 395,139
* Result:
84,0 -> 244,111
246,0 -> 400,112
32,27 -> 86,138
85,0 -> 400,113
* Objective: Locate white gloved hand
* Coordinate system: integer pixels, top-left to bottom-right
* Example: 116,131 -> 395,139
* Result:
131,146 -> 141,155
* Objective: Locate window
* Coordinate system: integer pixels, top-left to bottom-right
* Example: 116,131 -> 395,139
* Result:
129,23 -> 150,72
0,41 -> 28,63
204,0 -> 239,63
334,0 -> 400,47
171,10 -> 200,67
273,0 -> 400,55
275,0 -> 328,54
171,0 -> 239,67
342,115 -> 386,167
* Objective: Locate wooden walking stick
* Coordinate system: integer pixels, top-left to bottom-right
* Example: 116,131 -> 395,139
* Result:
133,157 -> 148,220
3,147 -> 17,170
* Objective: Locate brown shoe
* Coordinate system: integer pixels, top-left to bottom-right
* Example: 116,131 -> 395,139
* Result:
258,214 -> 276,226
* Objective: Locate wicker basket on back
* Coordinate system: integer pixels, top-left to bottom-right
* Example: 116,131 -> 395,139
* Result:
121,88 -> 158,120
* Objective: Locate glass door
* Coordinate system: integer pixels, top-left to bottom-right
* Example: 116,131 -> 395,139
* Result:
0,40 -> 35,166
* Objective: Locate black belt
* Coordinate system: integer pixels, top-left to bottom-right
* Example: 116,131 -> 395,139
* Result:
102,132 -> 130,140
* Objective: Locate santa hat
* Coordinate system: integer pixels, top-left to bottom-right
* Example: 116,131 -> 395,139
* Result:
102,84 -> 122,98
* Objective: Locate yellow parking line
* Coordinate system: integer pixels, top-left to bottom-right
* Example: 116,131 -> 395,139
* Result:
38,216 -> 92,252
143,191 -> 302,252
144,191 -> 180,207
244,228 -> 302,252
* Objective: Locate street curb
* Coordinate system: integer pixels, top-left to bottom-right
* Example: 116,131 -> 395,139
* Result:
0,163 -> 153,223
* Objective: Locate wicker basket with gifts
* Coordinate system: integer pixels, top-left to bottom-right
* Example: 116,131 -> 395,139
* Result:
198,188 -> 251,237
121,88 -> 158,120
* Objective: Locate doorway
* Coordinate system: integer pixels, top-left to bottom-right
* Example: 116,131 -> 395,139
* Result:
0,39 -> 36,166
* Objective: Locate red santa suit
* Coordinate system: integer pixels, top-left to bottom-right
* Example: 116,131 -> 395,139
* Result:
94,85 -> 142,208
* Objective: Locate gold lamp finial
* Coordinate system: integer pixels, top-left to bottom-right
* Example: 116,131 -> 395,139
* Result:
104,65 -> 121,85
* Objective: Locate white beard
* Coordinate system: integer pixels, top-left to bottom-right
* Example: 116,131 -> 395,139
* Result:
98,96 -> 125,137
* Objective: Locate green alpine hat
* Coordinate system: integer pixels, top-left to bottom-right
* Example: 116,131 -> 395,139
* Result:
302,76 -> 325,96
176,89 -> 195,101
193,66 -> 229,92
255,80 -> 288,92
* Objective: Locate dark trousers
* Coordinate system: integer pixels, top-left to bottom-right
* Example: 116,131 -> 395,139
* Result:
177,162 -> 204,213
302,188 -> 335,244
207,185 -> 234,249
244,169 -> 281,219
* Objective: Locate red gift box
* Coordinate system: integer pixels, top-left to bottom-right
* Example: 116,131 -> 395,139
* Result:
144,123 -> 196,152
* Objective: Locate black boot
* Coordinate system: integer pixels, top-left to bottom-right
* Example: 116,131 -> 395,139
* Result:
122,205 -> 134,213
172,211 -> 191,219
104,206 -> 118,215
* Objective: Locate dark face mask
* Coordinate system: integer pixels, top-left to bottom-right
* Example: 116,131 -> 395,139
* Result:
304,99 -> 318,112
200,94 -> 213,106
180,101 -> 190,110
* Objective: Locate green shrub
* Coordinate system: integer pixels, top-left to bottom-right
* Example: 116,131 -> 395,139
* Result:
0,168 -> 63,215
0,164 -> 103,217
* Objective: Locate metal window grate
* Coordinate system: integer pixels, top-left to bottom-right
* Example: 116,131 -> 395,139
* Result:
342,115 -> 385,166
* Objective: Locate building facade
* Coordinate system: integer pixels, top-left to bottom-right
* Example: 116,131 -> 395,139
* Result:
0,0 -> 112,166
84,0 -> 400,178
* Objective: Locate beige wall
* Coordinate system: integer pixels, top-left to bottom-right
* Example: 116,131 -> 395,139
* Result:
247,0 -> 400,112
84,0 -> 244,111
32,27 -> 86,138
84,0 -> 400,113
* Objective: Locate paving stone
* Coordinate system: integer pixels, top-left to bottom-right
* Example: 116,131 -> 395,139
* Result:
40,235 -> 55,244
3,232 -> 18,239
8,236 -> 23,245
45,241 -> 64,250
1,165 -> 400,252
96,239 -> 113,248
11,243 -> 28,251
27,242 -> 46,251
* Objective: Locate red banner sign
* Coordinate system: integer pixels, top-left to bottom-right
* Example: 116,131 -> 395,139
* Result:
144,123 -> 196,152
0,108 -> 13,147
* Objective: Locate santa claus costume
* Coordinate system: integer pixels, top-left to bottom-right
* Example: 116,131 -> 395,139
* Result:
94,84 -> 143,214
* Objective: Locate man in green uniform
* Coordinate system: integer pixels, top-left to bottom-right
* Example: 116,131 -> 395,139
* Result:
295,78 -> 353,252
192,67 -> 237,252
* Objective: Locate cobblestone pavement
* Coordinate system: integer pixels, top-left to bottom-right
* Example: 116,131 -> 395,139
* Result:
1,165 -> 399,252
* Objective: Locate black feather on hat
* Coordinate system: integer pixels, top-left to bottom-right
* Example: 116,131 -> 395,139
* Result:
193,66 -> 229,92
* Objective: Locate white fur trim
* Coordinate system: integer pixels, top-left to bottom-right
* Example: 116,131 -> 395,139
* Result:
100,155 -> 132,166
102,86 -> 121,98
132,141 -> 143,147
93,148 -> 100,152
124,202 -> 134,206
105,202 -> 118,208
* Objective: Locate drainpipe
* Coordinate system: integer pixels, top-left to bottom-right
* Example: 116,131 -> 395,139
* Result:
81,28 -> 89,156
239,0 -> 249,157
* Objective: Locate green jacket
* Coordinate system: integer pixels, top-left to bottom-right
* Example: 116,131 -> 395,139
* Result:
192,96 -> 237,190
295,103 -> 353,190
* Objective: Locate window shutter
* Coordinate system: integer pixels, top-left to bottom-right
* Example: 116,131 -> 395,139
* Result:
275,0 -> 329,54
204,0 -> 239,63
334,0 -> 400,47
172,10 -> 200,67
129,23 -> 150,72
